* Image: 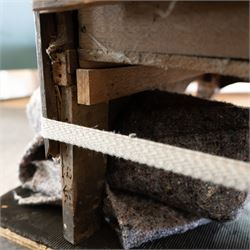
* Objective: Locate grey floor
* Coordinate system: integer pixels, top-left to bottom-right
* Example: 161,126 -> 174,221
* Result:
0,99 -> 34,196
0,99 -> 33,250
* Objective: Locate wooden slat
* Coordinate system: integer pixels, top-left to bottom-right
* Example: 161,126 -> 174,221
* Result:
50,12 -> 78,87
51,50 -> 78,86
79,2 -> 249,59
35,12 -> 60,157
78,50 -> 249,79
78,2 -> 249,61
0,228 -> 48,250
76,66 -> 202,105
33,0 -> 90,12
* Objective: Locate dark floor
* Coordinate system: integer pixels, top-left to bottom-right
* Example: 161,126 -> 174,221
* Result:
1,187 -> 250,249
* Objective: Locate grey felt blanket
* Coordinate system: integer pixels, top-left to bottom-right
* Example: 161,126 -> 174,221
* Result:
16,88 -> 249,249
17,88 -> 61,205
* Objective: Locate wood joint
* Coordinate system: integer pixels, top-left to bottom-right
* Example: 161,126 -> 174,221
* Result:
52,49 -> 78,86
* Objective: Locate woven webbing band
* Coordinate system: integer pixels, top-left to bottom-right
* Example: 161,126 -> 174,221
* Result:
41,117 -> 250,192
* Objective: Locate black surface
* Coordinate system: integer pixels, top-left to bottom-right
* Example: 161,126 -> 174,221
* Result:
1,187 -> 250,249
0,187 -> 121,249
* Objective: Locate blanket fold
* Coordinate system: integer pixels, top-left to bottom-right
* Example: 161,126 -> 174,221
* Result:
17,89 -> 249,248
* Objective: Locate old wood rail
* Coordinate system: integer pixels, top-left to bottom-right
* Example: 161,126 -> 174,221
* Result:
34,0 -> 249,245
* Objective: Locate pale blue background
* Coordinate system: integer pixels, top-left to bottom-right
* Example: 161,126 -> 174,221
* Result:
0,0 -> 37,69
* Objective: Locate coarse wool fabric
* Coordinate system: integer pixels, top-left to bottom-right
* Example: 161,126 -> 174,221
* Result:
17,134 -> 211,249
17,88 -> 62,205
19,89 -> 250,249
107,90 -> 249,220
17,136 -> 61,205
104,187 -> 210,249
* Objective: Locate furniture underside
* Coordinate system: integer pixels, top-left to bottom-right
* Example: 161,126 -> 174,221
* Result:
35,1 -> 249,244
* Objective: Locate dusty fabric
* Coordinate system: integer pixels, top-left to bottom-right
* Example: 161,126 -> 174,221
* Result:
19,135 -> 45,184
104,187 -> 210,249
26,87 -> 42,134
16,87 -> 61,205
17,88 -> 249,248
17,135 -> 61,205
110,91 -> 249,161
108,91 -> 249,220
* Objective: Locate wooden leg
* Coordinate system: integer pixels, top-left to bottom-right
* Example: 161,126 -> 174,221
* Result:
197,74 -> 220,99
60,85 -> 108,244
36,10 -> 108,244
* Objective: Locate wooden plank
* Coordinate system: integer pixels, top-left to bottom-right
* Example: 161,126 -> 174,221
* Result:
33,0 -> 249,12
49,11 -> 108,244
77,66 -> 202,105
51,50 -> 78,86
78,50 -> 249,79
35,12 -> 60,157
0,228 -> 48,250
78,2 -> 249,60
49,12 -> 78,87
33,0 -> 92,12
60,85 -> 108,244
79,60 -> 122,69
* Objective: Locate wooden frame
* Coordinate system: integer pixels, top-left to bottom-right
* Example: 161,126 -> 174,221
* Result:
34,1 -> 249,245
78,2 -> 249,59
35,10 -> 108,244
76,67 -> 202,105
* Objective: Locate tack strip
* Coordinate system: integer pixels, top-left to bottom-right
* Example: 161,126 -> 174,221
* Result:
41,117 -> 250,192
0,227 -> 49,250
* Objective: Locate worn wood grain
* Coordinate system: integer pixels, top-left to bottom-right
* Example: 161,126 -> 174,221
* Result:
79,49 -> 249,79
78,2 -> 249,59
33,0 -> 249,12
36,10 -> 109,244
60,85 -> 108,244
35,12 -> 60,157
49,12 -> 78,87
49,11 -> 108,244
0,227 -> 48,250
76,66 -> 202,105
79,60 -> 122,69
51,51 -> 76,86
78,2 -> 249,75
33,0 -> 95,12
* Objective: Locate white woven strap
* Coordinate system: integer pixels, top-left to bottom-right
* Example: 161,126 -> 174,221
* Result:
41,117 -> 250,192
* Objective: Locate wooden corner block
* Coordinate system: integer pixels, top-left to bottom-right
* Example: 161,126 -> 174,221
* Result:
52,52 -> 68,85
52,50 -> 77,86
76,68 -> 91,104
77,66 -> 202,105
